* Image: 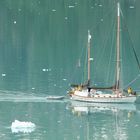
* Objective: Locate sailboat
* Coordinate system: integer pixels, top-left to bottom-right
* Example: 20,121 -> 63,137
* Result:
68,3 -> 137,103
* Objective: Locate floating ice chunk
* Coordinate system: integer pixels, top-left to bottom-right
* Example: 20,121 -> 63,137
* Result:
89,58 -> 93,61
68,5 -> 75,8
130,6 -> 135,9
18,8 -> 21,12
77,136 -> 80,139
11,120 -> 36,133
98,4 -> 102,7
2,73 -> 6,77
42,68 -> 47,72
102,134 -> 108,139
101,18 -> 103,22
14,21 -> 17,24
42,68 -> 51,72
135,124 -> 139,127
65,17 -> 68,20
52,9 -> 56,12
57,120 -> 61,123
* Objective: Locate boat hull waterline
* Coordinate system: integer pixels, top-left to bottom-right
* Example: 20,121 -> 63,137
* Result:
70,94 -> 136,103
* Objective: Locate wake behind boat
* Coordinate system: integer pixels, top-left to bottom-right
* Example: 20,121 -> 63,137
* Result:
68,3 -> 138,103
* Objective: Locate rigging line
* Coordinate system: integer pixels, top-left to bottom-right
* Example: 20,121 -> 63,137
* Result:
83,46 -> 88,83
123,73 -> 140,90
106,16 -> 116,85
94,14 -> 115,69
70,34 -> 88,84
90,3 -> 116,33
95,13 -> 116,81
90,4 -> 116,72
81,33 -> 89,83
120,10 -> 140,71
79,35 -> 88,61
129,37 -> 140,70
118,6 -> 140,89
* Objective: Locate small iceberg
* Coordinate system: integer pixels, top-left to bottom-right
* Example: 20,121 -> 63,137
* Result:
14,21 -> 17,24
68,5 -> 75,8
98,4 -> 102,7
11,120 -> 36,133
42,68 -> 51,72
63,78 -> 67,81
89,58 -> 93,61
52,9 -> 56,12
2,73 -> 6,77
42,68 -> 47,72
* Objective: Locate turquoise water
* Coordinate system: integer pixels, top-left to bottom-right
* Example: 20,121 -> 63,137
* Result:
0,0 -> 140,139
0,98 -> 140,140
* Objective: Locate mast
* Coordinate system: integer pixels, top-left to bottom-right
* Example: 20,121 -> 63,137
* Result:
87,30 -> 91,86
116,2 -> 120,90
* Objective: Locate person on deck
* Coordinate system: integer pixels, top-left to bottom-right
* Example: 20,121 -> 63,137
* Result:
127,87 -> 132,94
127,87 -> 136,95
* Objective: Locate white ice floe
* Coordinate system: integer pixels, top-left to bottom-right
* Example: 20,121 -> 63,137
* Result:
18,8 -> 21,12
11,120 -> 36,133
68,5 -> 75,8
130,6 -> 135,9
65,17 -> 68,20
52,9 -> 56,12
98,4 -> 102,7
42,68 -> 51,72
14,21 -> 17,24
101,18 -> 104,22
42,68 -> 47,72
89,58 -> 93,61
2,73 -> 6,77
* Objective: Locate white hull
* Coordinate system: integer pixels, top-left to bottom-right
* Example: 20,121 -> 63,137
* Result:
46,96 -> 64,100
70,91 -> 137,103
